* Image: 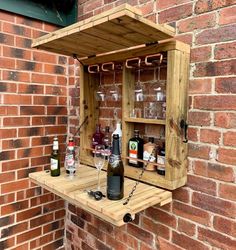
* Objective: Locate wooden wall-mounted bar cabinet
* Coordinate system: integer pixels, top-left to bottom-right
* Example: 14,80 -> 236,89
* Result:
30,4 -> 190,226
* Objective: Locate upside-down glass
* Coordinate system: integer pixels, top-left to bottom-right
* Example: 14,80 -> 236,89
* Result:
93,145 -> 105,190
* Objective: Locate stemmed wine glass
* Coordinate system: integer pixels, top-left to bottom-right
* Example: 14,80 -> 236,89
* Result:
93,145 -> 105,190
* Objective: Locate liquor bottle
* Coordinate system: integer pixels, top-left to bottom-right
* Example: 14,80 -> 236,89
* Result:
157,142 -> 165,175
65,137 -> 76,175
92,124 -> 104,148
128,130 -> 144,168
143,137 -> 156,171
103,126 -> 111,159
50,137 -> 60,176
107,134 -> 124,200
112,121 -> 122,151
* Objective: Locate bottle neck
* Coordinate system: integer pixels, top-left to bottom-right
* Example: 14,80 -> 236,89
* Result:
116,123 -> 121,131
112,137 -> 120,155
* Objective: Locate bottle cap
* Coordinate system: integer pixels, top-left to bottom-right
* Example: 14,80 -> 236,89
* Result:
113,134 -> 119,139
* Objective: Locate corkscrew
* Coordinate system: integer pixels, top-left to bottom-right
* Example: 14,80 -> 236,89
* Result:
85,190 -> 105,201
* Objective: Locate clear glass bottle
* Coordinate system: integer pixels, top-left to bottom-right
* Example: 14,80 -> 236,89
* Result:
143,137 -> 156,171
50,137 -> 60,177
107,134 -> 124,200
65,137 -> 76,175
128,130 -> 144,168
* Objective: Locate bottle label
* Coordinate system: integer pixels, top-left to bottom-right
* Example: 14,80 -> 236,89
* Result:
129,141 -> 138,164
157,155 -> 165,165
53,140 -> 59,150
143,151 -> 156,162
107,176 -> 121,196
66,154 -> 75,167
51,158 -> 58,170
109,154 -> 121,167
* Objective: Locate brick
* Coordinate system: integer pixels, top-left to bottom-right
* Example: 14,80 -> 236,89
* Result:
158,237 -> 183,250
93,217 -> 114,235
187,174 -> 216,195
42,238 -> 64,250
43,200 -> 64,213
196,24 -> 236,45
189,78 -> 212,94
18,127 -> 44,137
213,216 -> 236,238
16,60 -> 42,72
3,22 -> 31,37
32,51 -> 57,64
2,159 -> 29,171
0,172 -> 15,184
142,216 -> 170,239
219,183 -> 236,201
223,131 -> 236,147
194,60 -> 236,77
0,128 -> 17,139
145,207 -> 177,228
1,179 -> 29,194
188,111 -> 211,126
215,77 -> 236,93
45,85 -> 67,96
192,192 -> 236,218
30,213 -> 54,228
3,94 -> 32,105
215,42 -> 236,60
215,112 -> 236,128
0,215 -> 14,227
0,106 -> 18,115
3,70 -> 30,82
158,3 -> 193,23
172,187 -> 190,203
195,0 -> 236,14
32,116 -> 56,125
187,127 -> 198,142
2,138 -> 30,149
188,143 -> 210,159
30,233 -> 54,249
17,228 -> 42,244
127,223 -> 154,245
3,117 -> 30,127
190,46 -> 212,63
0,150 -> 15,161
17,147 -> 44,158
156,0 -> 190,10
33,95 -> 57,105
16,37 -> 32,48
3,46 -> 31,60
217,148 -> 236,165
106,234 -> 127,250
179,13 -> 216,33
178,218 -> 196,237
0,82 -> 17,92
219,6 -> 236,25
83,0 -> 103,13
20,106 -> 45,115
200,129 -> 221,144
32,73 -> 56,84
194,95 -> 236,110
114,228 -> 139,249
1,200 -> 28,216
0,193 -> 15,205
0,33 -> 14,46
0,237 -> 15,249
45,125 -> 67,135
0,11 -> 15,22
193,161 -> 235,182
173,231 -> 209,250
0,57 -> 15,69
1,222 -> 28,239
17,206 -> 42,222
198,227 -> 236,250
173,201 -> 211,226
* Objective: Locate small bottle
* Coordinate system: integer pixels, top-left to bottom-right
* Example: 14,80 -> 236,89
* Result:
103,126 -> 111,159
128,130 -> 144,168
157,142 -> 165,175
112,122 -> 122,151
107,134 -> 124,200
65,137 -> 76,175
50,137 -> 60,177
92,124 -> 104,149
143,137 -> 156,171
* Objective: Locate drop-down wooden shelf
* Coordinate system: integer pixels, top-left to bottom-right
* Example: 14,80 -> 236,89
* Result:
29,165 -> 172,226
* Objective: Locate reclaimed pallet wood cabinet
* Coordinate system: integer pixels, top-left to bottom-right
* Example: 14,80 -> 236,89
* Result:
30,4 -> 190,226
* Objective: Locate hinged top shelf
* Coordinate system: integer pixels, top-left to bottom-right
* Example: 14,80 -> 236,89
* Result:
29,165 -> 172,226
31,4 -> 175,59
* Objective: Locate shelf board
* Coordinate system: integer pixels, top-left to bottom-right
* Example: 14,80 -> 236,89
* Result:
124,117 -> 166,125
29,165 -> 172,226
31,4 -> 175,59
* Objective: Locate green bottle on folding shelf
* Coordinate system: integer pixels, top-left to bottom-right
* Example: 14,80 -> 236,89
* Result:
50,137 -> 60,176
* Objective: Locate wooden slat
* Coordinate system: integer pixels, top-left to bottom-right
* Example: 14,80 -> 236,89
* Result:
29,165 -> 172,226
124,117 -> 166,125
31,4 -> 175,58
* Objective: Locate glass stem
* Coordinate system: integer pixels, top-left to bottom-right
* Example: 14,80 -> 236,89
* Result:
97,169 -> 101,190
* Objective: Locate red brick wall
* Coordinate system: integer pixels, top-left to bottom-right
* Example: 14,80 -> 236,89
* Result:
0,11 -> 67,249
66,0 -> 236,249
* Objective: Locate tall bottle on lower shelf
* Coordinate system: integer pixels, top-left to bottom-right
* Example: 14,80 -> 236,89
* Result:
50,137 -> 60,177
107,134 -> 124,200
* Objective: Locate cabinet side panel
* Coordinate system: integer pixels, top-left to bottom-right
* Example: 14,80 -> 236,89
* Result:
80,65 -> 99,166
165,50 -> 189,184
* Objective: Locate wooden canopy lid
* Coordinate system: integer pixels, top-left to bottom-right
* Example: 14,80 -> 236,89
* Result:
31,4 -> 175,59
